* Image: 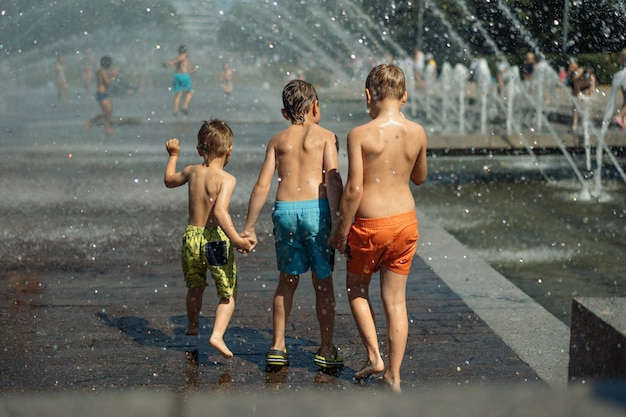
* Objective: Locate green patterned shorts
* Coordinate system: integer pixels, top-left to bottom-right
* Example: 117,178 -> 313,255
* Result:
181,225 -> 237,299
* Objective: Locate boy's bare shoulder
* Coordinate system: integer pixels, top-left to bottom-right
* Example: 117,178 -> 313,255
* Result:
347,120 -> 374,138
309,124 -> 338,145
405,117 -> 426,133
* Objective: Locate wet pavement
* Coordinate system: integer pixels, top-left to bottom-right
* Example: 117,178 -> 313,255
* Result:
1,235 -> 542,393
3,234 -> 626,417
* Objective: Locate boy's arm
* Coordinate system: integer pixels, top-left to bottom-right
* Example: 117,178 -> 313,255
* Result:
212,175 -> 252,252
162,54 -> 182,68
411,127 -> 428,186
164,138 -> 189,188
328,131 -> 363,252
242,142 -> 277,239
324,135 -> 343,228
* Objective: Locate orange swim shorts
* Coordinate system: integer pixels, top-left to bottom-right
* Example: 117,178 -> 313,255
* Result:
346,210 -> 418,276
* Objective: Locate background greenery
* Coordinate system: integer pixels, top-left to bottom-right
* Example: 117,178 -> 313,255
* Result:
2,1 -> 625,84
216,0 -> 626,84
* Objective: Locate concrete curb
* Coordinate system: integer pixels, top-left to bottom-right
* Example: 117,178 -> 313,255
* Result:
416,208 -> 570,388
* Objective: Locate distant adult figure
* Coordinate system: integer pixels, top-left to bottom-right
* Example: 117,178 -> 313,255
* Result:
522,52 -> 536,82
613,49 -> 626,130
558,66 -> 567,84
468,54 -> 490,86
413,48 -> 425,88
85,56 -> 119,136
163,45 -> 196,116
496,56 -> 511,97
55,56 -> 68,104
138,55 -> 154,93
424,53 -> 437,78
218,61 -> 234,100
567,58 -> 596,132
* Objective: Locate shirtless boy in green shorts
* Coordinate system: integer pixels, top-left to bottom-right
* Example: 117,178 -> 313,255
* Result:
242,80 -> 344,370
164,119 -> 253,358
328,64 -> 428,392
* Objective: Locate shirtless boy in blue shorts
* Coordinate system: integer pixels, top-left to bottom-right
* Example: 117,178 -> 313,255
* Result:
328,64 -> 428,393
242,80 -> 344,370
164,119 -> 253,358
85,56 -> 118,136
163,45 -> 196,116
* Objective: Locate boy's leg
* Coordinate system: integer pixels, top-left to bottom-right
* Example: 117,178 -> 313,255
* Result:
172,92 -> 182,113
182,90 -> 194,112
86,102 -> 107,131
270,272 -> 299,351
346,271 -> 384,379
311,273 -> 335,358
210,296 -> 235,358
85,113 -> 102,131
379,267 -> 409,393
186,286 -> 205,335
102,99 -> 114,135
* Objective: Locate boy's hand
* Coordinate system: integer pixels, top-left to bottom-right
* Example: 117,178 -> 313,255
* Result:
328,229 -> 347,254
235,236 -> 256,254
165,138 -> 180,156
240,230 -> 258,252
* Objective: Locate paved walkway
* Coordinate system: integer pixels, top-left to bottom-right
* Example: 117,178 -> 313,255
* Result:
1,224 -> 539,393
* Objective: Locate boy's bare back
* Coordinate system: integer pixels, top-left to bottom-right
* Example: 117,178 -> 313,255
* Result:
270,123 -> 339,202
164,139 -> 237,229
186,164 -> 236,228
348,112 -> 427,219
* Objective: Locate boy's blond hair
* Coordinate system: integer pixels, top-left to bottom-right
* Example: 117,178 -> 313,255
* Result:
282,80 -> 318,124
197,119 -> 233,161
365,64 -> 406,102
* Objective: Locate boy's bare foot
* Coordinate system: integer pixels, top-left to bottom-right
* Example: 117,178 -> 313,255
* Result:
379,375 -> 402,393
185,325 -> 199,336
104,128 -> 115,136
354,359 -> 385,380
210,335 -> 233,358
85,120 -> 92,132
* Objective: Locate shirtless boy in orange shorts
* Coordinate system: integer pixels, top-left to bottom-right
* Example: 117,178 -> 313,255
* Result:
328,64 -> 428,393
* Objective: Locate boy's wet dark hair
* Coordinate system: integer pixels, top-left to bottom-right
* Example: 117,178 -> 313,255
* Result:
366,64 -> 406,102
282,80 -> 318,124
179,45 -> 188,54
100,56 -> 112,69
197,119 -> 233,161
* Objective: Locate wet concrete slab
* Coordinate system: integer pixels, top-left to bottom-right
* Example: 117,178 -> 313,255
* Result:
0,236 -> 541,393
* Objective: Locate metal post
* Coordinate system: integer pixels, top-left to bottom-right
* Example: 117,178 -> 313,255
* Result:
417,0 -> 424,50
562,0 -> 570,56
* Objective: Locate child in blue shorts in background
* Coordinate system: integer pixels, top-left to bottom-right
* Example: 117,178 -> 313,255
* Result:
242,80 -> 344,371
164,119 -> 253,358
162,45 -> 196,116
